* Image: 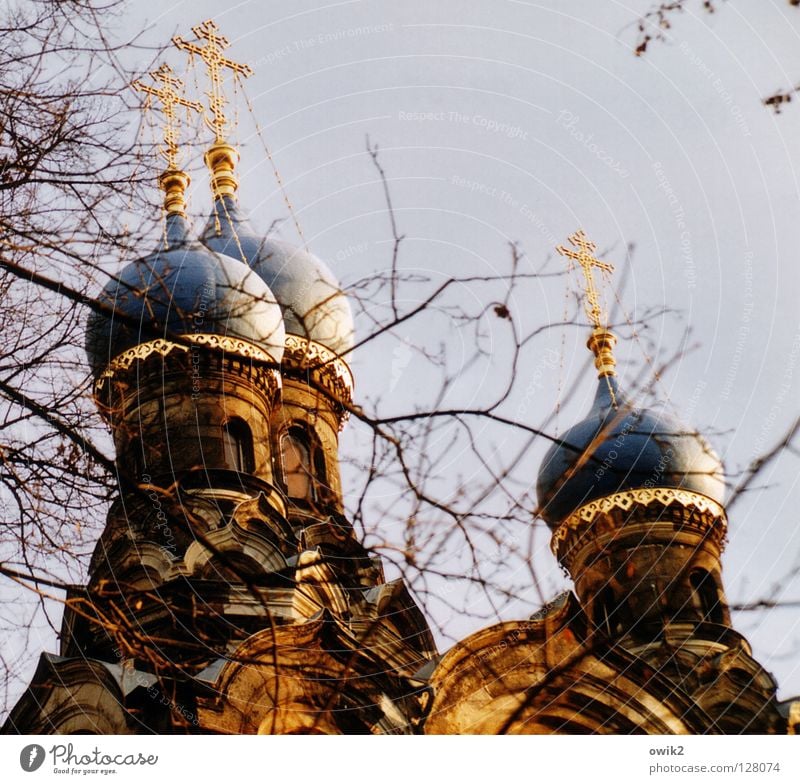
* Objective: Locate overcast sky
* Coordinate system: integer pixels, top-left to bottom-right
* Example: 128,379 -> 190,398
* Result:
96,0 -> 800,701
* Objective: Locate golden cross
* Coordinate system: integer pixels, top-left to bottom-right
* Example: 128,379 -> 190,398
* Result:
172,19 -> 254,144
133,64 -> 202,170
556,229 -> 614,328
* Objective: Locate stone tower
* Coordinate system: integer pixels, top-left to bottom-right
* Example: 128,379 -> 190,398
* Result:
425,237 -> 799,734
3,28 -> 437,734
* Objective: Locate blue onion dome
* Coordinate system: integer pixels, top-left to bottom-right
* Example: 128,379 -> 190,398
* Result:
86,212 -> 286,378
536,373 -> 726,528
202,196 -> 355,358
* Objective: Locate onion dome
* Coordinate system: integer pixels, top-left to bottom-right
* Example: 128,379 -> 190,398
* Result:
536,329 -> 726,527
197,143 -> 353,358
202,195 -> 354,357
86,189 -> 285,378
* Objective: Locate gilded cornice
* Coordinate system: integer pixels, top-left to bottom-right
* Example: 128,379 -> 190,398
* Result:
94,334 -> 282,403
282,334 -> 354,412
551,487 -> 728,563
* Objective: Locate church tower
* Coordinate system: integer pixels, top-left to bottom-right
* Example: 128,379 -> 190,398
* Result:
4,19 -> 798,738
425,230 -> 796,734
3,21 -> 436,735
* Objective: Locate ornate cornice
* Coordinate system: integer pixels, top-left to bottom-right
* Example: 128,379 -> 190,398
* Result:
282,334 -> 354,411
94,334 -> 282,406
551,487 -> 728,564
98,334 -> 277,376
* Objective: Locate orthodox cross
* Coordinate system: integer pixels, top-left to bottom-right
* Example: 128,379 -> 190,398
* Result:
173,19 -> 254,144
133,64 -> 202,170
556,229 -> 615,328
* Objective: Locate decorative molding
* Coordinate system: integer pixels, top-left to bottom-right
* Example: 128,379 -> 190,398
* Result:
293,549 -> 350,619
98,334 -> 278,376
183,523 -> 288,579
95,334 -> 282,404
551,487 -> 728,561
95,335 -> 352,425
282,334 -> 354,415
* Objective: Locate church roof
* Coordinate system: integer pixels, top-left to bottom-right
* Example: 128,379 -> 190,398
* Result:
86,212 -> 285,376
203,196 -> 354,357
536,371 -> 726,526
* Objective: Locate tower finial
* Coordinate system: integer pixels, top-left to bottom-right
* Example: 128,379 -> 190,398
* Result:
133,63 -> 202,216
173,20 -> 253,144
556,229 -> 617,379
556,229 -> 614,329
173,19 -> 253,200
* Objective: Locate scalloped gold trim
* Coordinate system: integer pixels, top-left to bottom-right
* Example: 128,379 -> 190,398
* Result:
551,487 -> 727,558
282,334 -> 354,406
97,334 -> 279,378
570,487 -> 725,526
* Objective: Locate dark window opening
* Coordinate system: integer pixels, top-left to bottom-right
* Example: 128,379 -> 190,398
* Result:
280,424 -> 327,502
198,552 -> 263,583
222,418 -> 255,474
690,568 -> 724,624
594,586 -> 624,638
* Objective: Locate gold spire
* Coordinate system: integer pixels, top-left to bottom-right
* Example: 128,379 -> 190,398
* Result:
173,19 -> 254,202
203,141 -> 240,201
556,229 -> 617,379
133,64 -> 202,216
586,327 -> 617,379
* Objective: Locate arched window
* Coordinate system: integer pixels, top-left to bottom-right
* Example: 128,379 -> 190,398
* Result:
222,418 -> 255,474
280,425 -> 327,502
197,552 -> 263,583
690,568 -> 724,624
594,586 -> 622,637
281,427 -> 313,500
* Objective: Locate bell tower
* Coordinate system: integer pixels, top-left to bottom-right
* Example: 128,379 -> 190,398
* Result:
200,139 -> 354,525
542,231 -> 730,643
3,20 -> 437,736
425,229 -> 786,735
